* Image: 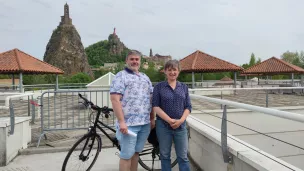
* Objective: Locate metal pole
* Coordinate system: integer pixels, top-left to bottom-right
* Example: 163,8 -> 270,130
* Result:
234,72 -> 237,95
31,95 -> 35,123
221,105 -> 232,163
266,90 -> 269,108
55,74 -> 59,91
28,96 -> 30,116
12,74 -> 15,90
221,90 -> 223,109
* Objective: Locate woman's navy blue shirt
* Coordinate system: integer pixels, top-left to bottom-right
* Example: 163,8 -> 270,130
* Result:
152,81 -> 192,119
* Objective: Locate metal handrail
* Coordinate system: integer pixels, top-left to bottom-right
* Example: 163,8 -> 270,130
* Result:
189,86 -> 304,91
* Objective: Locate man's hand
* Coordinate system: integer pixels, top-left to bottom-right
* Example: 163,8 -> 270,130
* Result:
150,119 -> 155,129
170,119 -> 183,129
119,121 -> 128,134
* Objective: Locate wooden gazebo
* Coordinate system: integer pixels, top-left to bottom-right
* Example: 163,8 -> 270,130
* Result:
179,50 -> 244,88
241,57 -> 304,86
0,48 -> 64,92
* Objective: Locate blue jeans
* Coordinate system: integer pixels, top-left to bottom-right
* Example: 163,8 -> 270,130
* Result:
156,119 -> 190,171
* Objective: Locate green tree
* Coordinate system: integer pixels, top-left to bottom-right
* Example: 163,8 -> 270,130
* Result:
249,53 -> 256,67
281,51 -> 304,68
68,73 -> 92,83
256,57 -> 262,64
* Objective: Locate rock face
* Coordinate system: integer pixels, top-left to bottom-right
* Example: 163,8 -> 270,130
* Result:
43,3 -> 93,78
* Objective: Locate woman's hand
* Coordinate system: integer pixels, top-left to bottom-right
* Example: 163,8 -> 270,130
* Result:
170,119 -> 183,129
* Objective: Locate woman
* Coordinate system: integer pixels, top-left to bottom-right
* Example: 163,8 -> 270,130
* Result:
152,60 -> 191,171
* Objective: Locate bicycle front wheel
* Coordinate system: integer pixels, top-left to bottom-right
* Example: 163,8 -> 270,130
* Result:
62,133 -> 102,171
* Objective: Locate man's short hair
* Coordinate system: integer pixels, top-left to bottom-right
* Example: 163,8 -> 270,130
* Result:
126,50 -> 142,60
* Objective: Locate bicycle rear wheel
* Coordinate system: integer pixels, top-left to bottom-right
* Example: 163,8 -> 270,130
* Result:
62,133 -> 102,171
138,143 -> 178,171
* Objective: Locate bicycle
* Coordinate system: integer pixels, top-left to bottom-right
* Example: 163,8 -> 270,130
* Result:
61,93 -> 178,171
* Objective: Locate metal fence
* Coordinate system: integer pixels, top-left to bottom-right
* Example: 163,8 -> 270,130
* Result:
37,89 -> 115,147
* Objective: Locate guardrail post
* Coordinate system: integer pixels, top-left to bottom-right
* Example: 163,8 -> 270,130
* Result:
221,105 -> 232,163
9,100 -> 15,135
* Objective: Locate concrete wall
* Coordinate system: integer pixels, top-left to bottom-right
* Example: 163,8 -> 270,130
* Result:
0,117 -> 31,166
187,116 -> 303,171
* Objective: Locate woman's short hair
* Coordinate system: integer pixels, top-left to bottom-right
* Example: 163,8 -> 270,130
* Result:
164,60 -> 180,71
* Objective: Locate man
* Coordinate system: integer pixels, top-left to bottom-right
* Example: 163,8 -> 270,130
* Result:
110,50 -> 155,171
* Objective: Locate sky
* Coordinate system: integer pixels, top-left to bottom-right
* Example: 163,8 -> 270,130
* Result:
0,0 -> 304,65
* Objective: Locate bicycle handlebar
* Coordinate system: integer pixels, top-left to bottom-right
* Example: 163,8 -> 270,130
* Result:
78,93 -> 113,118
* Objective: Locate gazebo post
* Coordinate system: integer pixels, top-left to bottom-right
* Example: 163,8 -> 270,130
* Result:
12,74 -> 15,90
201,73 -> 204,87
301,74 -> 304,87
291,73 -> 294,86
55,74 -> 59,91
192,72 -> 195,89
19,73 -> 23,93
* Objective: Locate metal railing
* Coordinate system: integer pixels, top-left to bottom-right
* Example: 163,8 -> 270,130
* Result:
37,89 -> 114,147
190,86 -> 304,108
0,83 -> 89,93
189,93 -> 304,164
0,93 -> 35,135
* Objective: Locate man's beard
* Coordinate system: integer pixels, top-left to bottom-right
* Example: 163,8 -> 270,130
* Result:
127,63 -> 139,71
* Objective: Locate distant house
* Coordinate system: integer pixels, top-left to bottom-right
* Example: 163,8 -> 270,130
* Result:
213,76 -> 238,87
104,63 -> 118,69
146,48 -> 172,64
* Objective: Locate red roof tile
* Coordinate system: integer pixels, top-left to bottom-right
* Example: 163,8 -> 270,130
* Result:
242,57 -> 304,75
179,50 -> 243,72
0,49 -> 64,74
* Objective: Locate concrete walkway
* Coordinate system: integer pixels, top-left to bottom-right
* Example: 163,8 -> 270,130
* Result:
0,147 -> 186,171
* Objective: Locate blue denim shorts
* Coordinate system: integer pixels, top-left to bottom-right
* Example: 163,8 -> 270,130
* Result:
116,123 -> 151,159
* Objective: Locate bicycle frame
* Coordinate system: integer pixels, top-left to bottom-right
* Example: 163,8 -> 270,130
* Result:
90,113 -> 120,150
